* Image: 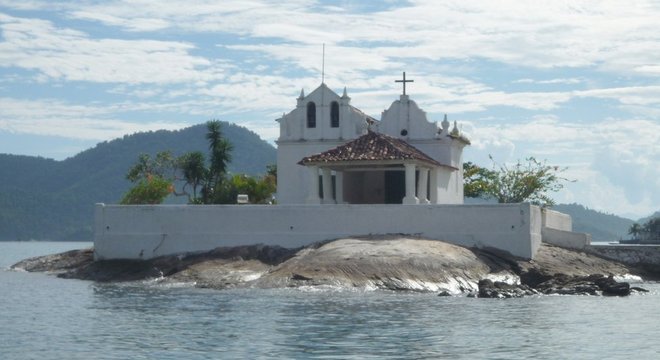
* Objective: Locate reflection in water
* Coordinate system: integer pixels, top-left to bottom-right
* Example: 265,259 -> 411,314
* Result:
2,269 -> 660,360
82,284 -> 660,359
276,292 -> 440,358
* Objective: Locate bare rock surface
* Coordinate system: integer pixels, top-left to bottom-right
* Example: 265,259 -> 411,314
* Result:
11,237 -> 649,296
252,237 -> 491,292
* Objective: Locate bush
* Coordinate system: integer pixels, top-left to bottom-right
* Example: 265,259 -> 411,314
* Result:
120,176 -> 173,205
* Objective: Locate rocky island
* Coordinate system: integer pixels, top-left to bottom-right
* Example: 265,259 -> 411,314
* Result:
11,236 -> 653,298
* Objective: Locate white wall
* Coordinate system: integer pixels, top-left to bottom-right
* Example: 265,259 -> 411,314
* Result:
542,228 -> 591,250
276,84 -> 370,205
540,208 -> 591,250
94,203 -> 543,261
276,140 -> 343,204
542,209 -> 572,231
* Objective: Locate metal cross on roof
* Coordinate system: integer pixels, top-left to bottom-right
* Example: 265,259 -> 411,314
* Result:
395,71 -> 414,95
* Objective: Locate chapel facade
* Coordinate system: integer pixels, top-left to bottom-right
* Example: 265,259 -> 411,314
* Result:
275,77 -> 469,205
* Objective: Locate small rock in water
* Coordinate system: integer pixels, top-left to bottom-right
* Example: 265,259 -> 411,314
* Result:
631,286 -> 649,293
477,279 -> 537,298
534,274 -> 634,296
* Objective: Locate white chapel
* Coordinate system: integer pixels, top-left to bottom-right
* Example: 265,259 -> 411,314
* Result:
276,74 -> 470,205
96,78 -> 582,262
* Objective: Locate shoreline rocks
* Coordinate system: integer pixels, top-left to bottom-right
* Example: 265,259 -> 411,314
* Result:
475,274 -> 647,298
10,237 -> 651,297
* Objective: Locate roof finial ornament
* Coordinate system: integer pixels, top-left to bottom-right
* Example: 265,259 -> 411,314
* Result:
298,88 -> 305,99
342,86 -> 348,98
442,114 -> 450,134
451,120 -> 460,136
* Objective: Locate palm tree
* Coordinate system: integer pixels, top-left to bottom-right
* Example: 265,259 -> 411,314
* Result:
206,120 -> 223,154
206,121 -> 233,173
178,151 -> 206,202
628,223 -> 642,240
641,218 -> 660,242
204,120 -> 233,203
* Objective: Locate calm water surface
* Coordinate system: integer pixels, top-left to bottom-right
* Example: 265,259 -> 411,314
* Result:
1,242 -> 659,359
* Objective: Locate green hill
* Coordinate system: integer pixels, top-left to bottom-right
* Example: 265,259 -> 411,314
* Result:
552,203 -> 636,242
0,122 -> 276,241
637,211 -> 660,226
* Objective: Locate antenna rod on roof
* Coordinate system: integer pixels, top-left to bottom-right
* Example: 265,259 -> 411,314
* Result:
322,43 -> 325,84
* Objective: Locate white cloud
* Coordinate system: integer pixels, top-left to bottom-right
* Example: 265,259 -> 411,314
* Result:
557,167 -> 658,220
0,14 -> 222,84
0,97 -> 188,140
514,78 -> 583,85
576,86 -> 660,106
0,1 -> 658,219
70,11 -> 171,32
43,0 -> 660,78
464,116 -> 659,218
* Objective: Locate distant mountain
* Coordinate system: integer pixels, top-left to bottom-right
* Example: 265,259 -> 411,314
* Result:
2,129 -> 652,244
0,122 -> 276,241
552,203 -> 636,242
637,211 -> 660,226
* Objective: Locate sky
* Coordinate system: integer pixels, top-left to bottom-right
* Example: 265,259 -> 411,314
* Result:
0,0 -> 658,219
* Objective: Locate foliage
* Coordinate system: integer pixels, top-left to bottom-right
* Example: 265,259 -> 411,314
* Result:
126,151 -> 176,182
120,120 -> 276,205
628,222 -> 643,239
206,121 -> 233,177
120,121 -> 240,205
630,217 -> 660,241
228,173 -> 277,204
177,151 -> 207,202
202,120 -> 235,204
120,175 -> 173,205
266,164 -> 277,180
463,162 -> 496,198
644,217 -> 660,240
122,151 -> 177,205
464,156 -> 571,207
0,121 -> 276,241
203,173 -> 276,205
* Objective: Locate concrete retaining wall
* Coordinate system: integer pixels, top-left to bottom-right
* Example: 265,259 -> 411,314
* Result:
542,209 -> 572,231
540,208 -> 592,250
94,203 -> 543,260
587,245 -> 660,267
542,228 -> 591,250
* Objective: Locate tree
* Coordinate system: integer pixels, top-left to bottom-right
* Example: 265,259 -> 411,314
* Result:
126,151 -> 176,182
227,173 -> 277,204
639,217 -> 660,242
119,120 -> 272,206
464,156 -> 571,207
628,223 -> 642,240
265,164 -> 277,181
177,151 -> 207,203
206,120 -> 233,180
120,175 -> 172,205
463,162 -> 496,198
203,120 -> 234,204
121,151 -> 176,204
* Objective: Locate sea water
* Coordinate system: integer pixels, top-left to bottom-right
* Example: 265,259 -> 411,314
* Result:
1,242 -> 659,359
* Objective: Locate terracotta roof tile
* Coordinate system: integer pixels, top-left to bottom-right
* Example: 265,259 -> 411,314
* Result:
299,130 -> 448,167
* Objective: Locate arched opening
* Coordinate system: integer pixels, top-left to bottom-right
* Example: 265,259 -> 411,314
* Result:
330,101 -> 339,128
307,102 -> 316,128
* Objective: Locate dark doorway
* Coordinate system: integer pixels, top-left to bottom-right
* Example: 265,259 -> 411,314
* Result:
384,171 -> 405,204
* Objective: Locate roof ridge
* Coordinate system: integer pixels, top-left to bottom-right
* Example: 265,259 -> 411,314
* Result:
299,130 -> 450,168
